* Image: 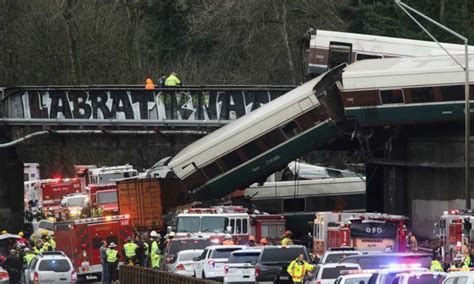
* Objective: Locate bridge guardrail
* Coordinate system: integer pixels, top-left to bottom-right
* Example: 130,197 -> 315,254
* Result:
119,265 -> 220,284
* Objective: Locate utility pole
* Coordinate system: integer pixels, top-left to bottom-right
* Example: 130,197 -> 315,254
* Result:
394,0 -> 471,209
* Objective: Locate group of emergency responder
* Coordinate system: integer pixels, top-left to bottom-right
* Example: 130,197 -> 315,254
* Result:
145,72 -> 182,90
0,230 -> 56,284
430,246 -> 474,273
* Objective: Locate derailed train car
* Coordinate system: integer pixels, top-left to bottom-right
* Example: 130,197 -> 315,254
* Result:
167,65 -> 347,200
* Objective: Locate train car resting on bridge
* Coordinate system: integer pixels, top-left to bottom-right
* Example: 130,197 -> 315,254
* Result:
307,29 -> 473,77
339,54 -> 474,126
166,65 -> 347,201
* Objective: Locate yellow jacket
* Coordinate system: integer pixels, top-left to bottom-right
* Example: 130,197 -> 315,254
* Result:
287,259 -> 314,282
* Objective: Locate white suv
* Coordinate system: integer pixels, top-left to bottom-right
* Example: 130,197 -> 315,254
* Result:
320,250 -> 362,264
442,272 -> 474,284
224,248 -> 262,284
194,245 -> 246,281
310,263 -> 361,284
24,251 -> 76,284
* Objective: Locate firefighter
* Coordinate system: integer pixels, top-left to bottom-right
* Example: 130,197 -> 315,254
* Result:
3,249 -> 22,284
259,238 -> 268,246
150,231 -> 162,269
1,230 -> 7,235
106,242 -> 120,284
247,235 -> 257,247
97,206 -> 104,217
145,78 -> 155,90
223,234 -> 235,245
464,247 -> 474,267
165,72 -> 182,87
281,230 -> 294,246
450,254 -> 465,271
23,248 -> 35,266
406,231 -> 418,252
287,254 -> 314,284
430,255 -> 444,272
123,237 -> 138,265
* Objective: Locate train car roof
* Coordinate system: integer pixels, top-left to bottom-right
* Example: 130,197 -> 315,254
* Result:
168,73 -> 327,168
342,54 -> 474,91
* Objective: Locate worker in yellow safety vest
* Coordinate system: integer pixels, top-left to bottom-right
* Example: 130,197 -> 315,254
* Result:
281,230 -> 294,246
150,231 -> 162,269
123,237 -> 138,265
165,72 -> 182,87
23,248 -> 35,266
430,255 -> 444,272
106,242 -> 120,284
287,254 -> 314,283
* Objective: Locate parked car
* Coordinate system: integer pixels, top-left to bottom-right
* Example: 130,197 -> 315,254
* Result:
335,273 -> 372,284
392,271 -> 444,284
24,251 -> 76,284
224,248 -> 262,284
319,250 -> 362,264
194,245 -> 246,281
442,272 -> 474,284
168,249 -> 203,277
310,263 -> 361,284
254,245 -> 311,283
0,267 -> 9,284
163,237 -> 211,270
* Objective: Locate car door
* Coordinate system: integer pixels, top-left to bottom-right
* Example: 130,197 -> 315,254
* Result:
25,257 -> 38,284
195,249 -> 208,278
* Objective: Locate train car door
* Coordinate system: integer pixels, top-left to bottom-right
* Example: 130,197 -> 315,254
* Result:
327,42 -> 352,69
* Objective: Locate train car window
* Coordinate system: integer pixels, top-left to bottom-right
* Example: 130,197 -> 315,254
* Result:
202,162 -> 222,180
260,129 -> 286,150
441,85 -> 465,101
380,89 -> 404,104
186,170 -> 207,187
242,141 -> 262,159
294,112 -> 314,131
328,42 -> 352,69
283,198 -> 305,212
356,53 -> 383,61
410,88 -> 434,103
281,121 -> 301,139
220,151 -> 242,170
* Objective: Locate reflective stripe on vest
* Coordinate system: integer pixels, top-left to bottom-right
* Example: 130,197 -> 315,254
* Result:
107,249 -> 118,263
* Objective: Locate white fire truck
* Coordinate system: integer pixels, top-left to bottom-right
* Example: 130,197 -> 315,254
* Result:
175,206 -> 286,245
86,165 -> 138,185
436,210 -> 474,263
313,212 -> 408,257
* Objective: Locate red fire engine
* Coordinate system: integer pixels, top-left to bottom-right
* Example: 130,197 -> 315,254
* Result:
175,206 -> 286,245
54,215 -> 133,281
86,184 -> 119,215
313,212 -> 408,257
437,210 -> 474,263
39,178 -> 83,211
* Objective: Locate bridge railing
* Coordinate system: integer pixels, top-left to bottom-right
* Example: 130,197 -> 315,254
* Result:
119,265 -> 220,284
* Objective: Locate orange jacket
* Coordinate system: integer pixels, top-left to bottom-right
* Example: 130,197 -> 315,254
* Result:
145,78 -> 155,90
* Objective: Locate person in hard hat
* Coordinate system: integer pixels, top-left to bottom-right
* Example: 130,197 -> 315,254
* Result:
450,254 -> 465,271
430,255 -> 444,272
259,238 -> 268,246
123,237 -> 138,265
247,235 -> 257,247
223,234 -> 235,246
150,231 -> 162,269
16,232 -> 28,248
23,248 -> 35,266
164,72 -> 182,87
106,242 -> 120,284
281,230 -> 294,246
287,254 -> 314,283
163,231 -> 176,249
99,240 -> 109,284
43,235 -> 56,251
145,78 -> 155,90
1,230 -> 7,235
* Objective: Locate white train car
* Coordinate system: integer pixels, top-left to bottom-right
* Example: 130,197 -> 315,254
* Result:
167,65 -> 347,200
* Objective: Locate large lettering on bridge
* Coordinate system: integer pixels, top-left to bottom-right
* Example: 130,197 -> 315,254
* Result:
4,87 -> 292,121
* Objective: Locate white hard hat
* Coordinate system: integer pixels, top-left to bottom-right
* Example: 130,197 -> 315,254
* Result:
150,230 -> 159,238
108,242 -> 117,248
24,248 -> 30,252
224,234 -> 232,239
169,231 -> 176,237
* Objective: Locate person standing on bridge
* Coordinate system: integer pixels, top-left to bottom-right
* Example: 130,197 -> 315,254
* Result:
100,240 -> 109,284
165,72 -> 182,87
145,78 -> 155,90
106,242 -> 120,284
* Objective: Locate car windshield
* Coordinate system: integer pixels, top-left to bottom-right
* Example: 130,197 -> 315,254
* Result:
228,252 -> 260,264
211,248 -> 242,259
177,217 -> 200,233
169,239 -> 211,255
38,221 -> 54,231
261,248 -> 308,264
343,276 -> 370,284
201,217 -> 226,233
97,191 -> 117,204
324,253 -> 359,263
407,275 -> 442,284
321,266 -> 358,279
38,259 -> 71,272
178,251 -> 202,262
67,196 -> 85,206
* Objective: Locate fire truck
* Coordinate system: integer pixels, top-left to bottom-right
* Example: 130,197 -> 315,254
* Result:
436,210 -> 474,264
86,184 -> 119,215
175,206 -> 286,245
54,215 -> 133,281
86,165 -> 138,185
313,212 -> 408,257
38,178 -> 83,211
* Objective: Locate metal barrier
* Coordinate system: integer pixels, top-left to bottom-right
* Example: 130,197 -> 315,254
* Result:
119,265 -> 221,284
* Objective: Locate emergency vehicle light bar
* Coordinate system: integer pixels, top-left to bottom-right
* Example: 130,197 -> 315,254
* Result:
74,214 -> 129,224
